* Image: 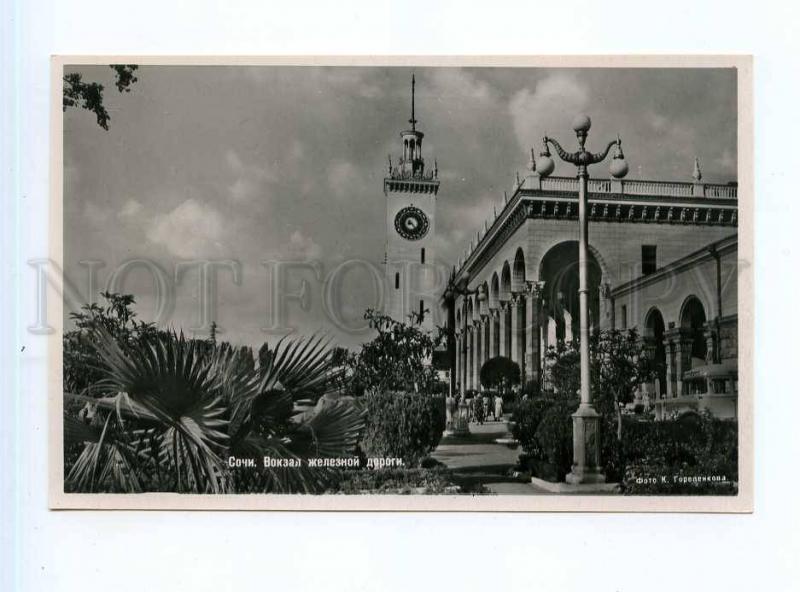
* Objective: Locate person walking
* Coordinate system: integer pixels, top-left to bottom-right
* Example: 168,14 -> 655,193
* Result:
494,395 -> 504,421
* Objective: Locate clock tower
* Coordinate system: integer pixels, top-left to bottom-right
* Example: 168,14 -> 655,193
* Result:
383,74 -> 440,331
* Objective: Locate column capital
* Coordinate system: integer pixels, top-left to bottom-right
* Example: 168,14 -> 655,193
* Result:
525,280 -> 546,299
664,326 -> 692,343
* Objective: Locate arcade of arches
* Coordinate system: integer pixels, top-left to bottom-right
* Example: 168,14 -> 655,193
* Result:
454,242 -> 605,393
453,240 -> 733,402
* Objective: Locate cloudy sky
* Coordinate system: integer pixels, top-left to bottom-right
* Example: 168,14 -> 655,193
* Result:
63,65 -> 737,349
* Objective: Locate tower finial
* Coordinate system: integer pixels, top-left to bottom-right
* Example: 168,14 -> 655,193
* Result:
409,74 -> 418,131
693,157 -> 702,182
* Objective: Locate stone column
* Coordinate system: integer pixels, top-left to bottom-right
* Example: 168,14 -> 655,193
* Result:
703,324 -> 717,364
599,283 -> 613,330
472,322 -> 481,391
525,282 -> 544,386
483,316 -> 491,364
640,336 -> 657,406
489,309 -> 499,359
499,301 -> 509,358
510,293 -> 524,370
663,327 -> 680,398
475,320 -> 484,390
454,333 -> 462,394
465,327 -> 473,391
674,333 -> 692,397
674,338 -> 685,397
543,317 -> 550,354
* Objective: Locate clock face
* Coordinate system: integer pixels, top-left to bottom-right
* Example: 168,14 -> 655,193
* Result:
394,206 -> 429,240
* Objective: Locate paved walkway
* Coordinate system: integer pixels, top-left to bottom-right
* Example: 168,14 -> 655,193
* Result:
432,419 -> 550,495
433,420 -> 519,470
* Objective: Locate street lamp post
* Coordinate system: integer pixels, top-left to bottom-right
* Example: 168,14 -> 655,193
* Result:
537,114 -> 628,484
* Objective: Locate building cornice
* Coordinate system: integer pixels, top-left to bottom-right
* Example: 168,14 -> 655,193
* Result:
384,177 -> 440,195
454,175 -> 738,287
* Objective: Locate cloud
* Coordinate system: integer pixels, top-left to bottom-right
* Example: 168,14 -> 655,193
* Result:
286,230 -> 322,260
146,198 -> 225,258
715,147 -> 736,174
81,200 -> 110,227
439,197 -> 501,263
328,160 -> 358,199
509,73 -> 590,151
118,198 -> 143,219
429,69 -> 495,105
647,112 -> 669,132
225,148 -> 276,202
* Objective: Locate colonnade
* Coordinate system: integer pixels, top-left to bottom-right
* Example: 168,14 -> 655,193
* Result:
454,283 -> 547,393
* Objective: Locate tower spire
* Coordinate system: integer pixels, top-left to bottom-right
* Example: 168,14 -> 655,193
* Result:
409,74 -> 417,131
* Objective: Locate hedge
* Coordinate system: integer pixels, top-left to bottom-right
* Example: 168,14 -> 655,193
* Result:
511,398 -> 556,459
360,391 -> 446,467
512,398 -> 738,492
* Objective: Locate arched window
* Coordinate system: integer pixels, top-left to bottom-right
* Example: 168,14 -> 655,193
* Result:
420,248 -> 426,264
395,272 -> 400,290
680,297 -> 708,362
419,299 -> 425,322
645,308 -> 667,396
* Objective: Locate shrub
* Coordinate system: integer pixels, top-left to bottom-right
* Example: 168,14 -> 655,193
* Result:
327,467 -> 457,494
620,413 -> 738,494
623,456 -> 737,495
64,327 -> 365,494
511,398 -> 555,456
480,356 -> 521,391
360,391 -> 446,467
338,310 -> 445,396
520,380 -> 541,399
534,399 -> 579,480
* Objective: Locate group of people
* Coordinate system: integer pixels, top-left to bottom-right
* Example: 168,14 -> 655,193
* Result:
451,391 -> 504,425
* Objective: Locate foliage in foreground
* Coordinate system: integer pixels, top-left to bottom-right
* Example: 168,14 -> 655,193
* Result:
545,329 -> 653,441
360,390 -> 446,467
64,292 -> 158,397
331,309 -> 445,396
512,395 -> 738,493
619,413 -> 738,494
63,65 -> 139,130
328,467 -> 457,495
64,295 -> 365,494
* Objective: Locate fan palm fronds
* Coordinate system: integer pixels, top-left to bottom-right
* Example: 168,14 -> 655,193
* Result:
64,328 -> 365,494
258,334 -> 336,400
89,329 -> 231,492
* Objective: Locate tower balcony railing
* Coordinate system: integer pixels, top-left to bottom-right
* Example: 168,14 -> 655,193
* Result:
536,176 -> 737,199
386,167 -> 438,181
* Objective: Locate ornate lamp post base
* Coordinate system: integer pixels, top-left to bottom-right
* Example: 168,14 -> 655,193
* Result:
444,397 -> 471,437
565,404 -> 606,485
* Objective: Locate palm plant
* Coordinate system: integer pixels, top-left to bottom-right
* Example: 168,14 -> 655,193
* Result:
64,329 -> 365,494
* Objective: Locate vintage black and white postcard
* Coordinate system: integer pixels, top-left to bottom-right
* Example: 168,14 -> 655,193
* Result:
49,56 -> 753,511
